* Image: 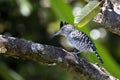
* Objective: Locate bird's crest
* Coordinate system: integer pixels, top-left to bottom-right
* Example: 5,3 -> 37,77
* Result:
60,21 -> 68,29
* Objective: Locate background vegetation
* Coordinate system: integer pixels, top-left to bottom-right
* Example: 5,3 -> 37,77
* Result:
0,0 -> 120,80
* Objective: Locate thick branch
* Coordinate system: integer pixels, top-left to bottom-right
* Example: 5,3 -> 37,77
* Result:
0,35 -> 117,80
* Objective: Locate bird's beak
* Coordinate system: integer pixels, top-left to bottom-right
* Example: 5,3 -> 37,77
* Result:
52,31 -> 61,38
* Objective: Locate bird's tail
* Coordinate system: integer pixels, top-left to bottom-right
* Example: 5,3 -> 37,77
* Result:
94,51 -> 103,64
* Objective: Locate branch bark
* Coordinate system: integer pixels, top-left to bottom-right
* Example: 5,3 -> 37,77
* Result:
94,0 -> 120,36
0,35 -> 117,80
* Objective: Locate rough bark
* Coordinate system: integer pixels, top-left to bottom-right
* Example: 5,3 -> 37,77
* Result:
94,0 -> 120,36
0,35 -> 117,80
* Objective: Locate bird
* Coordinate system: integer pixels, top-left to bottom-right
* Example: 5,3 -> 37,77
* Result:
53,21 -> 103,63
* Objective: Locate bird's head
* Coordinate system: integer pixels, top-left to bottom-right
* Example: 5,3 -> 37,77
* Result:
54,21 -> 74,37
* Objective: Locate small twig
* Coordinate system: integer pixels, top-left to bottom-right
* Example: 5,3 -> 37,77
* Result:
0,35 -> 117,80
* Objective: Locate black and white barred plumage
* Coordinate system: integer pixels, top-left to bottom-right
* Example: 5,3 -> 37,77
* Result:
54,21 -> 103,63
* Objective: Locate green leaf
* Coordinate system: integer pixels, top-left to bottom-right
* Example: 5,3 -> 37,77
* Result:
74,1 -> 101,28
50,0 -> 74,24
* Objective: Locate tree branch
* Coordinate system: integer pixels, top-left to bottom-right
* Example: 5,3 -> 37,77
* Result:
0,35 -> 117,80
94,0 -> 120,36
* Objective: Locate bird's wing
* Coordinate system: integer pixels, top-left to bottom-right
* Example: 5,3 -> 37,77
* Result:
69,30 -> 97,51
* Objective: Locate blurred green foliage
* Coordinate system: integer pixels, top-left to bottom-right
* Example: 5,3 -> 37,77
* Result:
0,0 -> 120,80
